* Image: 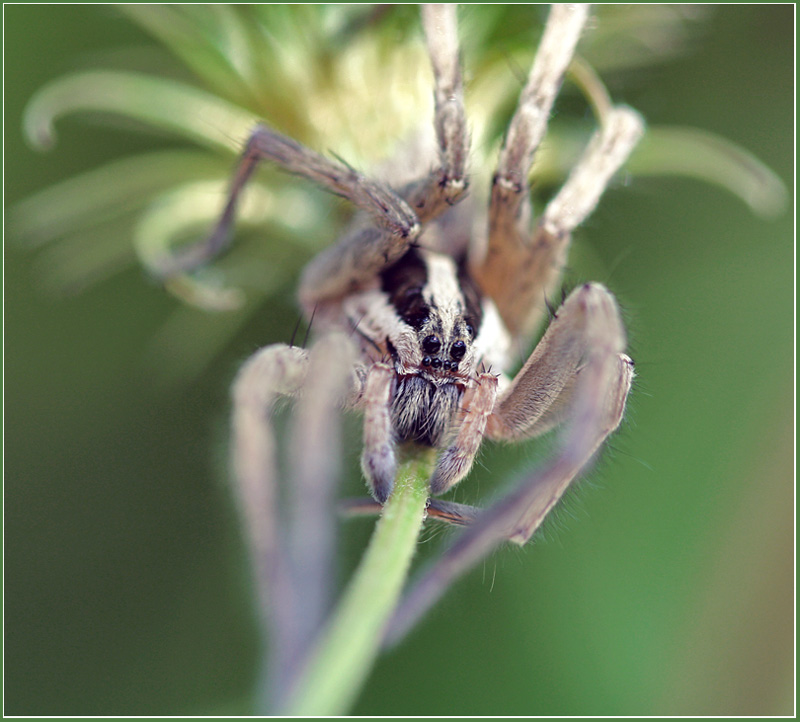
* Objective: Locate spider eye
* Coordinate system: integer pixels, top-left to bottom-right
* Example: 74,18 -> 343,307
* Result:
464,322 -> 475,339
422,335 -> 441,354
450,340 -> 466,360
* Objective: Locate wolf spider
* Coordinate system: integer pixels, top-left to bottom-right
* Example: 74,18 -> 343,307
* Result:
181,5 -> 641,549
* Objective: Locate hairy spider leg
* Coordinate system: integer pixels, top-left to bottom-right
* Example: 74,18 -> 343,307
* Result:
385,283 -> 633,644
301,3 -> 474,311
400,4 -> 469,222
231,344 -> 308,695
232,335 -> 365,703
359,363 -> 398,503
471,4 -> 589,339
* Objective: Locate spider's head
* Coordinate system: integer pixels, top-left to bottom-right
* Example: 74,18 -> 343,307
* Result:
343,246 -> 511,382
377,247 -> 484,382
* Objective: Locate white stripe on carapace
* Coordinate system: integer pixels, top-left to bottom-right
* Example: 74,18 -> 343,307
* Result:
421,250 -> 463,337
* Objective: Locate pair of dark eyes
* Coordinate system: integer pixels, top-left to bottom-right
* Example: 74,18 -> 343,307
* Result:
422,335 -> 467,361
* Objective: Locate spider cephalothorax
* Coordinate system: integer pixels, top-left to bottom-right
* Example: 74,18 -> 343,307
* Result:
197,4 -> 641,539
343,245 -> 506,445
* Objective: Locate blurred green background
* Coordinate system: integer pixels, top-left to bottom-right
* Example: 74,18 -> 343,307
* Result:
5,5 -> 793,716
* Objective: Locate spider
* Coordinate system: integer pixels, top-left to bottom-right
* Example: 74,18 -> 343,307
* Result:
179,4 -> 642,546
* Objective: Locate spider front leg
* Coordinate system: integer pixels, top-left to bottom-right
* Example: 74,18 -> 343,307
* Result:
156,123 -> 421,291
486,282 -> 633,541
429,283 -> 632,514
232,344 -> 310,593
385,319 -> 633,644
233,338 -> 366,572
401,4 -> 469,223
231,342 -> 309,690
471,5 -> 644,339
231,335 -> 364,699
485,280 -> 628,439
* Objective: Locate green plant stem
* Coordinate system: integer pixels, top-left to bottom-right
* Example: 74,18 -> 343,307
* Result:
281,455 -> 431,716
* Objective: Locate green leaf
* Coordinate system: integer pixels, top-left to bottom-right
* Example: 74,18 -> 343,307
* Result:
118,6 -> 253,106
10,150 -> 226,246
24,70 -> 258,155
32,218 -> 138,296
629,126 -> 788,218
523,124 -> 787,219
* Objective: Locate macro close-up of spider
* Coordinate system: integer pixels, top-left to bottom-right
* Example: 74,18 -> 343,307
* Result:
6,3 -> 792,717
215,4 -> 640,536
199,7 -> 641,708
